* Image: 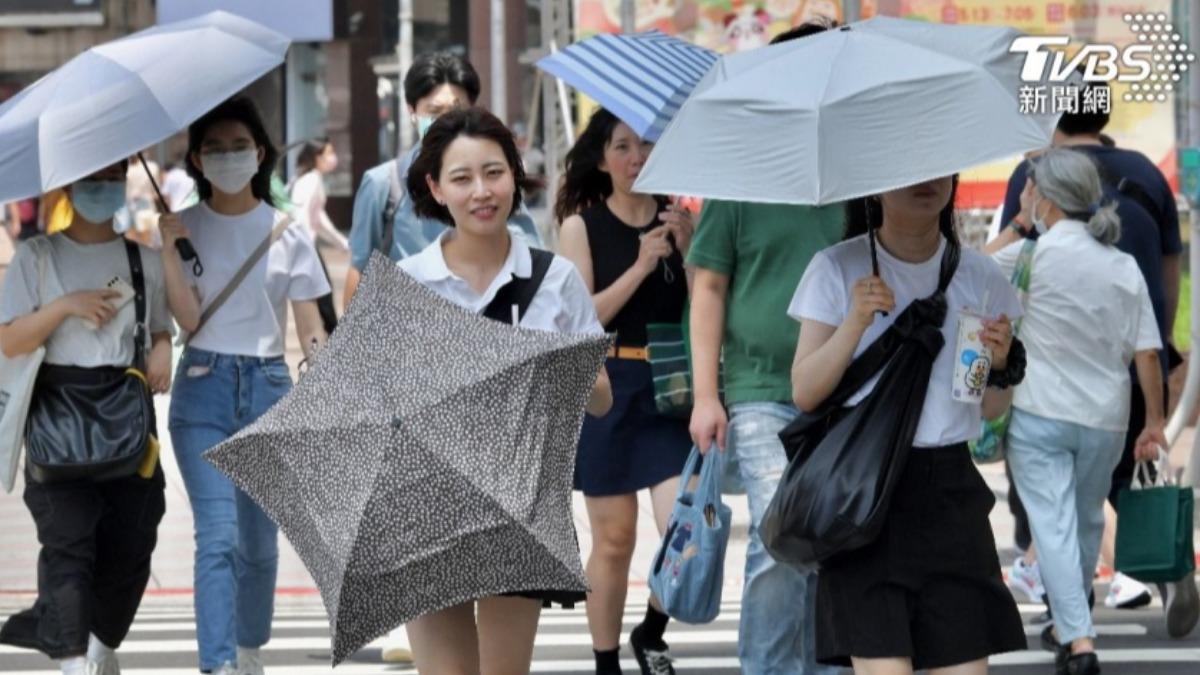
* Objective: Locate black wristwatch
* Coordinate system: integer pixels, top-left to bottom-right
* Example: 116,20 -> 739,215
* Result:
988,338 -> 1026,389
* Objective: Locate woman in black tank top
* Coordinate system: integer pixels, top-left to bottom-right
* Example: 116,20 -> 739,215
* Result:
556,108 -> 694,674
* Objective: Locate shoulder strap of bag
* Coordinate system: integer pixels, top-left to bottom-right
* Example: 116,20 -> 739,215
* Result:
481,248 -> 555,325
1008,238 -> 1036,338
187,213 -> 292,344
379,157 -> 403,258
123,240 -> 147,371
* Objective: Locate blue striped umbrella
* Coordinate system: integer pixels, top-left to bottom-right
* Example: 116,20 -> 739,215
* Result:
537,30 -> 717,142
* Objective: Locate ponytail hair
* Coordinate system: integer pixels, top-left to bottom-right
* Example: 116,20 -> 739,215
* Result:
1029,148 -> 1122,246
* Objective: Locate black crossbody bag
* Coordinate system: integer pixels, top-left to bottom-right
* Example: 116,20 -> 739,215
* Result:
25,240 -> 155,484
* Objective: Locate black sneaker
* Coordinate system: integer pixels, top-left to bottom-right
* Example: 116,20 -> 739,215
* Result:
1041,624 -> 1064,653
1161,575 -> 1200,638
629,624 -> 675,675
1061,652 -> 1101,675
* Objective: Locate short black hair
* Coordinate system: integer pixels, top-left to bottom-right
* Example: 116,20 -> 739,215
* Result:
770,17 -> 838,45
407,107 -> 531,225
404,52 -> 481,108
1056,80 -> 1110,137
186,96 -> 279,206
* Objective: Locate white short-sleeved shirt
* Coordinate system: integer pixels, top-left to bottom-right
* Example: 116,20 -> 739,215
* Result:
180,202 -> 331,357
993,220 -> 1161,432
398,230 -> 604,336
0,234 -> 173,367
789,234 -> 1023,448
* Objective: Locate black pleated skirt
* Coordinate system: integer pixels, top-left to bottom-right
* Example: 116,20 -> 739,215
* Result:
816,443 -> 1027,670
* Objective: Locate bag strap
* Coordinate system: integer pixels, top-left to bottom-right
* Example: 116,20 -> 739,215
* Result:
122,240 -> 148,371
815,240 -> 961,412
187,213 -> 292,344
379,157 -> 403,258
32,237 -> 48,309
1008,238 -> 1037,338
481,248 -> 555,324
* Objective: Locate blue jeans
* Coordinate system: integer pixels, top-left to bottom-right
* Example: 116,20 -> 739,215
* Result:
721,402 -> 838,675
168,348 -> 291,670
1007,409 -> 1124,645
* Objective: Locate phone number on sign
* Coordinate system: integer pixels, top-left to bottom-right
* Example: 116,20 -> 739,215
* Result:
936,3 -> 1150,25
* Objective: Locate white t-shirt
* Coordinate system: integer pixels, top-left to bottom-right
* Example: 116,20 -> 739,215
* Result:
0,234 -> 172,367
788,234 -> 1023,448
180,202 -> 330,357
398,230 -> 604,336
993,220 -> 1161,432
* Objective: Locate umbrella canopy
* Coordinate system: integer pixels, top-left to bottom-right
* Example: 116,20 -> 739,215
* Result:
633,16 -> 1063,204
205,253 -> 611,665
538,30 -> 718,142
0,11 -> 289,203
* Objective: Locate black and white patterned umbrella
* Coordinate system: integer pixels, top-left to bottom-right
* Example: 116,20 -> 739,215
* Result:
204,253 -> 610,665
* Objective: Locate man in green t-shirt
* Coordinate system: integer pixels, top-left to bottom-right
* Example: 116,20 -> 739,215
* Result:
688,196 -> 843,675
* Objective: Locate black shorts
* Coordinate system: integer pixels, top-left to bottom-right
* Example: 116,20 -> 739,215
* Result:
815,444 -> 1026,670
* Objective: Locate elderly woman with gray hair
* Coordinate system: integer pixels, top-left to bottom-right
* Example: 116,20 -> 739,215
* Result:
991,148 -> 1166,675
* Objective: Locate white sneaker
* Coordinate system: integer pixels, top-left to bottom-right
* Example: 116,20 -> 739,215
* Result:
210,662 -> 238,675
86,655 -> 119,675
236,647 -> 265,675
1105,572 -> 1152,609
1009,557 -> 1045,603
86,633 -> 119,675
380,628 -> 413,663
60,656 -> 89,675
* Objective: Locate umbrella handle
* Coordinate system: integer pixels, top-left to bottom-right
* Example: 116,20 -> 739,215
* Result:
867,207 -> 888,318
138,152 -> 204,277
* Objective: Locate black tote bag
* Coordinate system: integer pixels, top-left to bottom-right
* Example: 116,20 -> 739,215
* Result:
761,242 -> 959,570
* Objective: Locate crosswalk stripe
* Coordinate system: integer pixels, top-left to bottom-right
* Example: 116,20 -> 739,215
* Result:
117,613 -> 740,634
4,649 -> 1200,675
0,629 -> 742,656
1,602 -> 748,626
105,612 -> 1152,634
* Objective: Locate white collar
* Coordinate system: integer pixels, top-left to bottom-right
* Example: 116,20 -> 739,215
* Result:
411,229 -> 532,284
1042,219 -> 1089,241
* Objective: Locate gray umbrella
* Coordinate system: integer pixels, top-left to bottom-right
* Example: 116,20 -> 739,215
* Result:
204,252 -> 610,665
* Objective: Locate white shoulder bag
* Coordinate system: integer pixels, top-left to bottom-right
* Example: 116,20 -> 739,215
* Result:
0,238 -> 50,493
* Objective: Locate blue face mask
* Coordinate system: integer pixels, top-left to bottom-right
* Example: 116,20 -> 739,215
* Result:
71,181 -> 126,224
416,116 -> 435,139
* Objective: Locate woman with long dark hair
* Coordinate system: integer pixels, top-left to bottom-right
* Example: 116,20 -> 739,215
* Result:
556,108 -> 694,675
399,105 -> 611,675
788,177 -> 1027,675
159,96 -> 330,675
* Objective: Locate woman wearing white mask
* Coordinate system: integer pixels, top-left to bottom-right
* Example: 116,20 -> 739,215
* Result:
158,97 -> 329,675
992,149 -> 1166,675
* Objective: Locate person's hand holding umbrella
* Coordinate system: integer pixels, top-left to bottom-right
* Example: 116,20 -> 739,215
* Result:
658,199 -> 695,259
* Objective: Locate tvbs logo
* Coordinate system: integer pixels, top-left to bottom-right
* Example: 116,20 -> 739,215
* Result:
1011,12 -> 1193,105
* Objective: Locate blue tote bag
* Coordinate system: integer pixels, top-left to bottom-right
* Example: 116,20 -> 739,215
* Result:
648,446 -> 732,624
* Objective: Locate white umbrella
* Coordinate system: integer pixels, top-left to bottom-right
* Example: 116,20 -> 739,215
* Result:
0,10 -> 289,204
633,16 -> 1063,205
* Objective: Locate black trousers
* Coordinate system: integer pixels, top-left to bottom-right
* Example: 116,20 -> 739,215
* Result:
0,468 -> 165,659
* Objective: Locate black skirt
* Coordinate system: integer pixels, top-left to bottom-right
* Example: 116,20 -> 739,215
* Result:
816,443 -> 1026,670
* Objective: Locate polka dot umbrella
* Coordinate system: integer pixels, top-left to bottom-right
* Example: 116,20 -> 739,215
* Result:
204,253 -> 611,665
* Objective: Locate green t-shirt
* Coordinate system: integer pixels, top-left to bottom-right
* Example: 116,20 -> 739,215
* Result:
686,200 -> 844,404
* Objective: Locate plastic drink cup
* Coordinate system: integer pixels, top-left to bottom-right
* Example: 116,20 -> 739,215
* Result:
952,311 -> 992,404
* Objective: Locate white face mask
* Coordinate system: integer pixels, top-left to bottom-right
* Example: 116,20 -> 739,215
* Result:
1030,195 -> 1049,234
200,150 -> 260,195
